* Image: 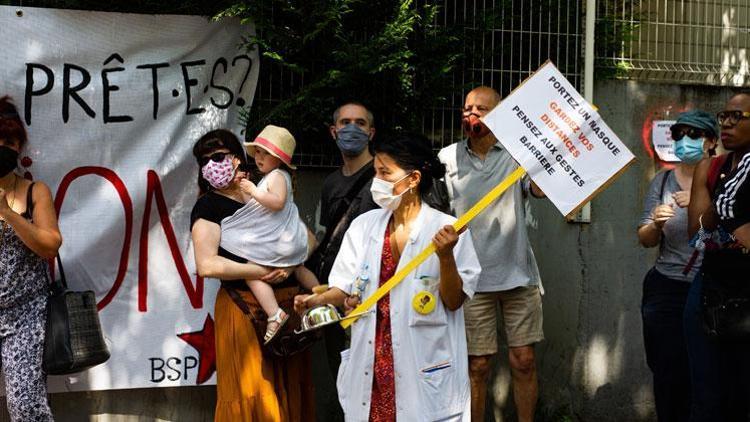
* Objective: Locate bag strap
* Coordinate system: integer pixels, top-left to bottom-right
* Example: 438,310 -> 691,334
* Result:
222,283 -> 258,320
318,164 -> 375,251
24,182 -> 35,217
327,188 -> 368,249
23,182 -> 66,290
55,255 -> 68,290
657,170 -> 672,251
707,154 -> 730,193
658,169 -> 671,199
20,181 -> 36,219
682,250 -> 700,275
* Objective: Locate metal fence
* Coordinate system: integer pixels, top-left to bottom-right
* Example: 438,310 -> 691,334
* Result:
254,0 -> 585,167
597,0 -> 750,86
421,0 -> 584,152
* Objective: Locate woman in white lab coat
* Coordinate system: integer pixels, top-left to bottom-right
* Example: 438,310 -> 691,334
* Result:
295,133 -> 481,422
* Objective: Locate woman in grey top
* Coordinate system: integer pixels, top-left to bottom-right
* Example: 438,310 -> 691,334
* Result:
637,110 -> 718,422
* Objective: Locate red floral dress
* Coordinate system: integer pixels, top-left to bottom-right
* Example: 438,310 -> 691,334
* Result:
369,224 -> 397,422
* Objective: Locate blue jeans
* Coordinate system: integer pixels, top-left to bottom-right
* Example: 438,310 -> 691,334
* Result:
683,272 -> 722,422
641,268 -> 691,422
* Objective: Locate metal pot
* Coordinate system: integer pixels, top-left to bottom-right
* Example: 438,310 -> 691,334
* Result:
299,304 -> 342,332
295,305 -> 374,334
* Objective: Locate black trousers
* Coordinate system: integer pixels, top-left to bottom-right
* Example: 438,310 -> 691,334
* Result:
642,268 -> 692,422
324,323 -> 346,421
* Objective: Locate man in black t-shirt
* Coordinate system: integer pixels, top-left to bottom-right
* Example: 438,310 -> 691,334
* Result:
316,102 -> 378,281
311,102 -> 377,414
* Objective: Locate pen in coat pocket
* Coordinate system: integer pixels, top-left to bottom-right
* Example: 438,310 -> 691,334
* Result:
420,361 -> 451,373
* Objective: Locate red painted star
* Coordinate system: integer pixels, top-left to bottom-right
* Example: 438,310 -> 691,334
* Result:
177,314 -> 216,385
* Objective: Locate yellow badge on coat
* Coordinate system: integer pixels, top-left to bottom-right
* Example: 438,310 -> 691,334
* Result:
412,291 -> 436,314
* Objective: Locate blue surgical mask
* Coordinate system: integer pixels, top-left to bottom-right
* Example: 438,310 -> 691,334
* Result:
674,135 -> 705,164
336,123 -> 370,157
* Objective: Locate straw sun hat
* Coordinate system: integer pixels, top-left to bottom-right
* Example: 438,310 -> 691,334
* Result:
244,125 -> 297,170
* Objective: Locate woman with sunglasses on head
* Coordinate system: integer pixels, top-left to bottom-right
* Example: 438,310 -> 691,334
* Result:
294,133 -> 480,421
688,92 -> 750,421
0,96 -> 61,421
637,110 -> 718,422
189,129 -> 313,422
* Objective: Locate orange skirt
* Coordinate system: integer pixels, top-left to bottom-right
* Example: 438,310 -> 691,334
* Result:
214,286 -> 315,422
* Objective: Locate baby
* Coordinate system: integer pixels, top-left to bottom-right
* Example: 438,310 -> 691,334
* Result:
219,125 -> 318,344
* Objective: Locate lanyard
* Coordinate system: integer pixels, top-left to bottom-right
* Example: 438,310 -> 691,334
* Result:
341,166 -> 527,328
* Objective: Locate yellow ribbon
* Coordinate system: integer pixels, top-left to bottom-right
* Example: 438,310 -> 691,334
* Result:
341,166 -> 527,328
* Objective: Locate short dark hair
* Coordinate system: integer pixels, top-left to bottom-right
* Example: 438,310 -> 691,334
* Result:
0,96 -> 27,150
192,129 -> 247,194
372,132 -> 445,199
332,102 -> 375,127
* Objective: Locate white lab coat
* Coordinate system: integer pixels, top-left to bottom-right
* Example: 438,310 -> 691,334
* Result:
329,204 -> 481,422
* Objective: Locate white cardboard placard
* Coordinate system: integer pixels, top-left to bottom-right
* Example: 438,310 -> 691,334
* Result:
483,61 -> 635,217
652,120 -> 680,162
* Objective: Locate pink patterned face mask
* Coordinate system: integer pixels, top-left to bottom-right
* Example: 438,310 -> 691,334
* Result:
201,155 -> 236,190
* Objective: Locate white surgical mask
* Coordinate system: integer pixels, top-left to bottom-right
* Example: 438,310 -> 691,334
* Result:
370,172 -> 413,211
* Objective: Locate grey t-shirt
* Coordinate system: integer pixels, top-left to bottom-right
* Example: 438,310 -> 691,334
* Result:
639,170 -> 702,282
439,140 -> 541,292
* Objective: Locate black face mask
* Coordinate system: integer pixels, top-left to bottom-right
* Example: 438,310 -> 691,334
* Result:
0,146 -> 19,177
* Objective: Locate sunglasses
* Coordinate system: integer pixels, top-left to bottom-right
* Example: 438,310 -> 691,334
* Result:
717,110 -> 750,126
198,152 -> 233,167
670,127 -> 706,141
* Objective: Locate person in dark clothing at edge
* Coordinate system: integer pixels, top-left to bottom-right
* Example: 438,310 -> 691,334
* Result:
688,91 -> 750,421
308,101 -> 378,419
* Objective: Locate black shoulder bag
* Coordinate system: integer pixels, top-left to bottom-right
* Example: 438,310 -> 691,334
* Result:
30,182 -> 110,374
223,284 -> 320,358
701,154 -> 750,340
44,256 -> 111,374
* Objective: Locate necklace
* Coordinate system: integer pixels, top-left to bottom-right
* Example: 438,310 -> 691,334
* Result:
0,174 -> 18,251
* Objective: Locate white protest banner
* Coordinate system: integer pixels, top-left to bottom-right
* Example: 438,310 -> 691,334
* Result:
483,61 -> 635,217
652,120 -> 679,162
0,6 -> 259,391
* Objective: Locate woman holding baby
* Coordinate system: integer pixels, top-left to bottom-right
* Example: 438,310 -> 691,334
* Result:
189,127 -> 315,421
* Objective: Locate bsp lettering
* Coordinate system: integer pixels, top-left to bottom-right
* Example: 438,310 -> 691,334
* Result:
149,356 -> 199,383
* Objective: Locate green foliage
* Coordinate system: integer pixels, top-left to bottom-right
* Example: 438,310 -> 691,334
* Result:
4,0 -> 231,15
216,0 -> 464,142
10,0 -> 636,162
595,0 -> 641,79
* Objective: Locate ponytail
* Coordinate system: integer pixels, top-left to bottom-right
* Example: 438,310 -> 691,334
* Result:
372,132 -> 445,199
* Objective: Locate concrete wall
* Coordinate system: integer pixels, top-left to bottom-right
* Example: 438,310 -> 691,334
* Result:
0,80 -> 738,421
520,80 -> 735,421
